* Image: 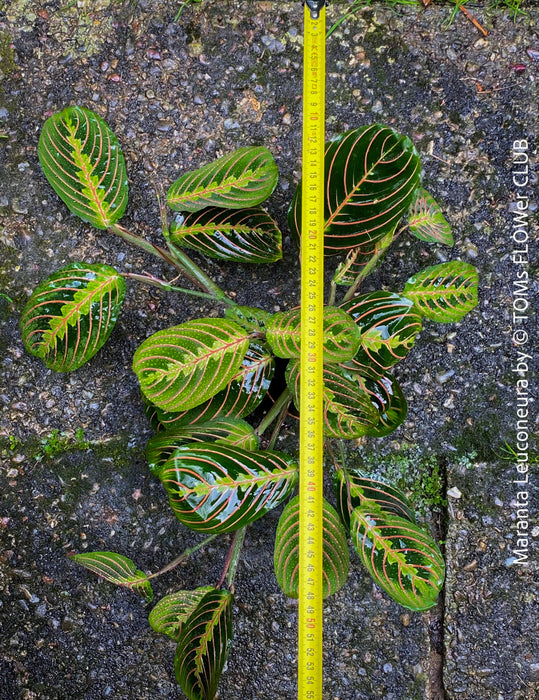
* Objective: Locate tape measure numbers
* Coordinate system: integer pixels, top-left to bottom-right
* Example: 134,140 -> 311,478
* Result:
298,3 -> 326,699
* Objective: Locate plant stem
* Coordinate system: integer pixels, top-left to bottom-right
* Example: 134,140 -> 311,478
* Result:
131,534 -> 219,584
328,280 -> 337,307
267,393 -> 293,450
121,272 -> 227,303
342,235 -> 393,302
166,240 -> 236,306
218,526 -> 247,591
255,387 -> 292,437
109,223 -> 173,263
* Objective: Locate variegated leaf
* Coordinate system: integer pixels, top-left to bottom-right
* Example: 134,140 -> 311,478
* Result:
175,588 -> 233,700
339,291 -> 422,378
20,263 -> 125,372
289,124 -> 421,255
70,551 -> 153,602
170,207 -> 282,263
146,417 -> 259,474
274,496 -> 349,599
224,305 -> 271,332
133,318 -> 249,412
351,506 -> 445,611
403,261 -> 479,323
407,187 -> 454,246
149,587 -> 213,642
333,228 -> 395,287
38,106 -> 128,229
286,361 -> 380,439
157,443 -> 298,533
358,373 -> 408,438
143,342 -> 274,430
266,306 -> 360,364
334,468 -> 416,531
167,146 -> 278,212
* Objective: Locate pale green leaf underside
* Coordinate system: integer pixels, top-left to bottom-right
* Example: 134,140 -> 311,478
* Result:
403,261 -> 479,323
70,551 -> 153,602
133,318 -> 250,412
167,146 -> 278,212
38,105 -> 128,229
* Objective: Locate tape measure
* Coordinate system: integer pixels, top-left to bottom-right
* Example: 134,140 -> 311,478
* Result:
298,2 -> 326,698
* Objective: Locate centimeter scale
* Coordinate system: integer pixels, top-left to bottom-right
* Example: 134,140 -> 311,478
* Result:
298,2 -> 326,698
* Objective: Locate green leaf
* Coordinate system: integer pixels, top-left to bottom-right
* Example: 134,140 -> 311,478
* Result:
157,443 -> 298,533
38,106 -> 128,229
407,187 -> 454,246
351,506 -> 445,611
70,551 -> 153,602
143,342 -> 275,430
403,261 -> 479,323
274,496 -> 349,599
266,307 -> 361,364
133,318 -> 250,413
170,207 -> 282,263
146,418 -> 259,474
20,263 -> 126,372
358,373 -> 408,438
333,228 -> 395,287
286,361 -> 380,439
339,291 -> 422,378
224,305 -> 271,332
175,588 -> 233,700
289,124 -> 421,255
149,587 -> 213,642
334,469 -> 416,531
167,146 -> 278,212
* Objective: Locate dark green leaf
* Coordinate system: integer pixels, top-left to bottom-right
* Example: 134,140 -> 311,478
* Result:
407,187 -> 454,246
358,373 -> 408,438
20,263 -> 126,372
286,361 -> 380,439
403,261 -> 479,323
170,207 -> 282,263
224,305 -> 271,332
167,146 -> 278,212
289,124 -> 421,255
175,588 -> 233,700
158,443 -> 298,533
274,496 -> 349,599
70,551 -> 153,602
38,106 -> 128,229
334,469 -> 416,531
146,418 -> 259,474
339,291 -> 422,378
133,318 -> 249,412
266,306 -> 360,364
149,587 -> 213,642
351,506 -> 445,611
143,342 -> 275,430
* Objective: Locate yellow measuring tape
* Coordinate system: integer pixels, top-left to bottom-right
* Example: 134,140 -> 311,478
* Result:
298,2 -> 325,698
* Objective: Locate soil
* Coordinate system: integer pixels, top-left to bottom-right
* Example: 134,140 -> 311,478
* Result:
0,1 -> 537,699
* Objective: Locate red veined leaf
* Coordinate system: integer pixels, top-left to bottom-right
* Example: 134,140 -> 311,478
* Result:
333,228 -> 395,287
351,505 -> 445,611
167,146 -> 278,212
274,496 -> 349,599
403,261 -> 479,323
38,106 -> 128,229
20,262 -> 126,372
334,468 -> 416,531
175,588 -> 233,700
407,187 -> 454,246
143,342 -> 274,430
339,291 -> 422,378
69,551 -> 153,602
358,373 -> 408,438
133,318 -> 250,412
170,207 -> 282,263
157,443 -> 297,533
289,124 -> 421,255
146,417 -> 259,474
149,587 -> 213,642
